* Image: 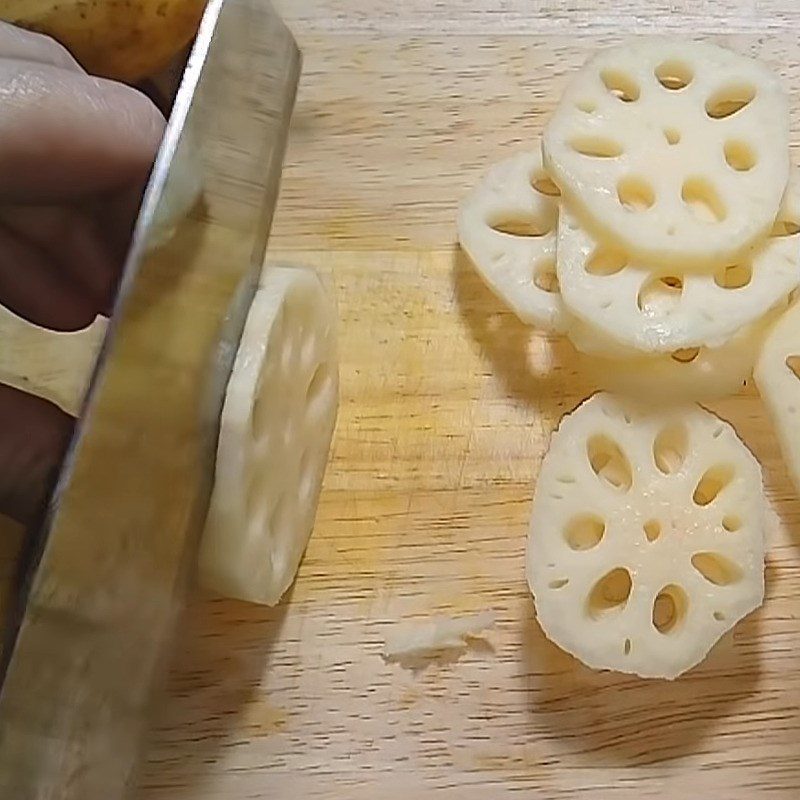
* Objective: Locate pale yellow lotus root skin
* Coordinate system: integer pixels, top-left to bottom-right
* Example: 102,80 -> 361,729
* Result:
527,393 -> 765,679
543,39 -> 789,267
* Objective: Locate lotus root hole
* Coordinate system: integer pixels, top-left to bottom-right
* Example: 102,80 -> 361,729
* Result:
724,140 -> 757,171
671,347 -> 700,364
693,464 -> 735,506
565,514 -> 605,550
705,83 -> 756,119
691,552 -> 743,585
490,214 -> 551,237
682,177 -> 727,223
600,69 -> 640,102
643,519 -> 662,543
586,247 -> 627,276
638,275 -> 682,318
771,218 -> 800,237
653,422 -> 688,474
722,514 -> 742,532
714,262 -> 752,289
618,176 -> 655,212
663,127 -> 681,145
531,172 -> 561,196
655,60 -> 693,90
533,258 -> 559,293
652,585 -> 688,634
570,135 -> 623,158
587,435 -> 633,491
785,355 -> 800,379
588,568 -> 632,619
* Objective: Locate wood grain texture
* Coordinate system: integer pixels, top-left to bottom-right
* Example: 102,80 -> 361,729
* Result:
264,29 -> 800,253
274,0 -> 800,34
134,250 -> 800,800
4,2 -> 800,798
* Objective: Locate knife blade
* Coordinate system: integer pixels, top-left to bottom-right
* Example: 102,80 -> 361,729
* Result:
0,1 -> 300,797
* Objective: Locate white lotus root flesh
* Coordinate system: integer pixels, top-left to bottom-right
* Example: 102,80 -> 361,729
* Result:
458,151 -> 569,331
543,39 -> 789,266
556,168 -> 800,352
755,300 -> 800,496
571,310 -> 779,403
527,393 -> 765,679
199,265 -> 339,606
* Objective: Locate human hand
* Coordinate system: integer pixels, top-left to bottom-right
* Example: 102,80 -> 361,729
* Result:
0,22 -> 165,524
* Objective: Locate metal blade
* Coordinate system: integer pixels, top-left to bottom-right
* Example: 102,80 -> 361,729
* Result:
0,1 -> 300,797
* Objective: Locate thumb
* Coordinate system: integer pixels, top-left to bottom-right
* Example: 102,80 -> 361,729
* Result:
0,59 -> 165,203
0,385 -> 73,525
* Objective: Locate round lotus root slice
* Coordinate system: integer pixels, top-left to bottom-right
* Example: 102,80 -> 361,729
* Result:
199,265 -> 339,606
527,392 -> 765,679
458,151 -> 569,332
556,168 -> 800,352
542,39 -> 789,267
755,300 -> 800,496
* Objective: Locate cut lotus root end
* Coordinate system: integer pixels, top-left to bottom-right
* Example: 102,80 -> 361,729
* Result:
543,39 -> 790,267
199,265 -> 339,606
527,393 -> 765,679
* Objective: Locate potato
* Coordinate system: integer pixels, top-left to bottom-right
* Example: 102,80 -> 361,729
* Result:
1,0 -> 207,81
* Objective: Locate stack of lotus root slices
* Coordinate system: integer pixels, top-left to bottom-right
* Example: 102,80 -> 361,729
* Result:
459,39 -> 800,679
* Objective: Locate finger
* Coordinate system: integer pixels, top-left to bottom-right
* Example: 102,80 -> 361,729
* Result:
0,384 -> 73,525
91,187 -> 149,315
0,21 -> 83,72
0,205 -> 118,310
95,185 -> 147,263
0,220 -> 97,331
0,60 -> 165,203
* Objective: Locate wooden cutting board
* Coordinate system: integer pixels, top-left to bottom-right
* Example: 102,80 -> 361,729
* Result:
5,3 -> 800,798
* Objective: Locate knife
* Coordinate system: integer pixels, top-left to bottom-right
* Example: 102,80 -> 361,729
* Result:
0,1 -> 300,797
